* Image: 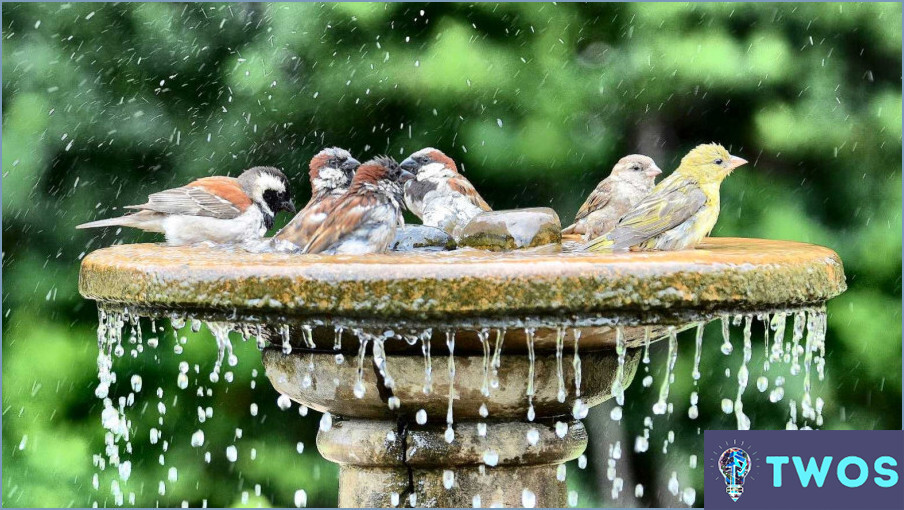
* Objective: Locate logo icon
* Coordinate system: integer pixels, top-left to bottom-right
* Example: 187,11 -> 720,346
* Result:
719,447 -> 752,501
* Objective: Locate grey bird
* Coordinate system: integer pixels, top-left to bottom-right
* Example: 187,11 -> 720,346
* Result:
562,155 -> 662,239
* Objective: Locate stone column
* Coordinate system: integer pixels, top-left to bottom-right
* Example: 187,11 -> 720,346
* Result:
263,331 -> 641,508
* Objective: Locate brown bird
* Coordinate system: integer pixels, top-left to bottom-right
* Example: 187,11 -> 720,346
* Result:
401,148 -> 491,238
303,157 -> 414,255
563,155 -> 661,239
77,167 -> 294,246
275,147 -> 359,248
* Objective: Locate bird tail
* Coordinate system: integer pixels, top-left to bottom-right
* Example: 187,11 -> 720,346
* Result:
76,211 -> 162,231
76,217 -> 130,229
582,235 -> 615,252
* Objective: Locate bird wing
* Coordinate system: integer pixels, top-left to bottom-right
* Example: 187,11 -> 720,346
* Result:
572,179 -> 614,223
125,177 -> 251,219
590,174 -> 707,250
302,193 -> 380,254
448,175 -> 492,211
275,194 -> 341,246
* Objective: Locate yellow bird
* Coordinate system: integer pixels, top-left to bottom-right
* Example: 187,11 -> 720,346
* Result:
584,143 -> 747,252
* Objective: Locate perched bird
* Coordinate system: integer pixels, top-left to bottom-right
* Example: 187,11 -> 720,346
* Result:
400,147 -> 491,237
275,147 -> 360,248
303,156 -> 414,255
76,166 -> 295,246
562,154 -> 662,239
584,143 -> 747,252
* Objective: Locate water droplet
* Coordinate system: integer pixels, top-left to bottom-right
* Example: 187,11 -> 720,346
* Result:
442,470 -> 455,489
277,394 -> 292,410
416,409 -> 427,425
555,421 -> 568,438
482,450 -> 499,466
320,412 -> 333,432
226,445 -> 238,463
521,489 -> 536,508
294,489 -> 307,508
526,428 -> 540,445
721,398 -> 734,414
191,430 -> 204,447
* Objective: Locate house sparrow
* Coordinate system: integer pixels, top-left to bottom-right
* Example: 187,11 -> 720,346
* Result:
400,147 -> 491,238
303,156 -> 414,255
585,143 -> 747,252
76,166 -> 295,246
563,154 -> 662,239
275,147 -> 360,248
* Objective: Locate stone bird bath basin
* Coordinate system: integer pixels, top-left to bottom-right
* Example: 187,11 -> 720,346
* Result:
79,237 -> 845,507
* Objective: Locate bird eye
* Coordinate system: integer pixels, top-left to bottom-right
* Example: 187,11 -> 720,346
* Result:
632,166 -> 640,171
715,158 -> 724,165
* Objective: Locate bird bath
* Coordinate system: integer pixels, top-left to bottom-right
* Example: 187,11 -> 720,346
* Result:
79,237 -> 845,507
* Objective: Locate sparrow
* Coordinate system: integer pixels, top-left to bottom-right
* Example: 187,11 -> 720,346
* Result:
584,143 -> 747,252
562,154 -> 662,239
303,156 -> 414,255
275,147 -> 360,248
400,147 -> 491,238
76,166 -> 295,246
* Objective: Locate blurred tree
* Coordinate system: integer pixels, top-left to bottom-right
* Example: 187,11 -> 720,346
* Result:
2,2 -> 900,507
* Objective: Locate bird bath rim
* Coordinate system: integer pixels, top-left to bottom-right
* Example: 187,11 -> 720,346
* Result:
79,237 -> 845,328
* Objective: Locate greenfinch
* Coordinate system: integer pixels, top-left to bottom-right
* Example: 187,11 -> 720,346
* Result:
583,143 -> 747,252
562,154 -> 662,239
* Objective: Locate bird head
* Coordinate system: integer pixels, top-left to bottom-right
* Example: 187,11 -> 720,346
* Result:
309,147 -> 360,195
610,154 -> 662,188
353,156 -> 414,200
239,166 -> 295,215
677,143 -> 747,184
399,147 -> 459,180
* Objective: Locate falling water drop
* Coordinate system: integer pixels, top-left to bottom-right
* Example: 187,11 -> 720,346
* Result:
294,489 -> 307,508
652,328 -> 678,415
720,315 -> 733,354
190,430 -> 204,447
572,329 -> 582,397
734,315 -> 753,430
521,489 -> 536,508
277,394 -> 292,410
446,330 -> 457,440
692,323 -> 704,380
416,409 -> 428,425
555,327 -> 566,403
525,328 -> 536,421
442,470 -> 455,489
320,412 -> 333,431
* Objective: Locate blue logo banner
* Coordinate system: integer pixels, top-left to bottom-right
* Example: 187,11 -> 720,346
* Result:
704,430 -> 903,509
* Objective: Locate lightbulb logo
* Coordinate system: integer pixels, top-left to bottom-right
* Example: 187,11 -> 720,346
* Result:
719,447 -> 752,501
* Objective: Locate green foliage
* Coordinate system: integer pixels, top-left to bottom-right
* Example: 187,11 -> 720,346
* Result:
2,2 -> 901,507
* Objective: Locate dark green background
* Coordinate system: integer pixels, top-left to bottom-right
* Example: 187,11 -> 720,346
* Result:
2,2 -> 901,508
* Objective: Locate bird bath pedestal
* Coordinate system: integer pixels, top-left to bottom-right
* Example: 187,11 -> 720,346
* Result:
79,237 -> 845,508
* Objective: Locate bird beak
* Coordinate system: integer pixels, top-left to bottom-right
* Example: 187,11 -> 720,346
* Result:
341,158 -> 361,172
727,156 -> 748,171
284,199 -> 296,213
399,157 -> 419,173
645,164 -> 663,178
399,169 -> 415,184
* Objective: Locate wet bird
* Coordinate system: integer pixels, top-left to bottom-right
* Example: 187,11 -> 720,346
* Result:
275,147 -> 360,248
76,166 -> 295,246
303,156 -> 414,255
584,143 -> 747,252
401,147 -> 491,238
562,154 -> 662,239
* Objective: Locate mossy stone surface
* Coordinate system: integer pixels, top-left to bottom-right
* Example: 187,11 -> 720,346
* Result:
457,208 -> 562,251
